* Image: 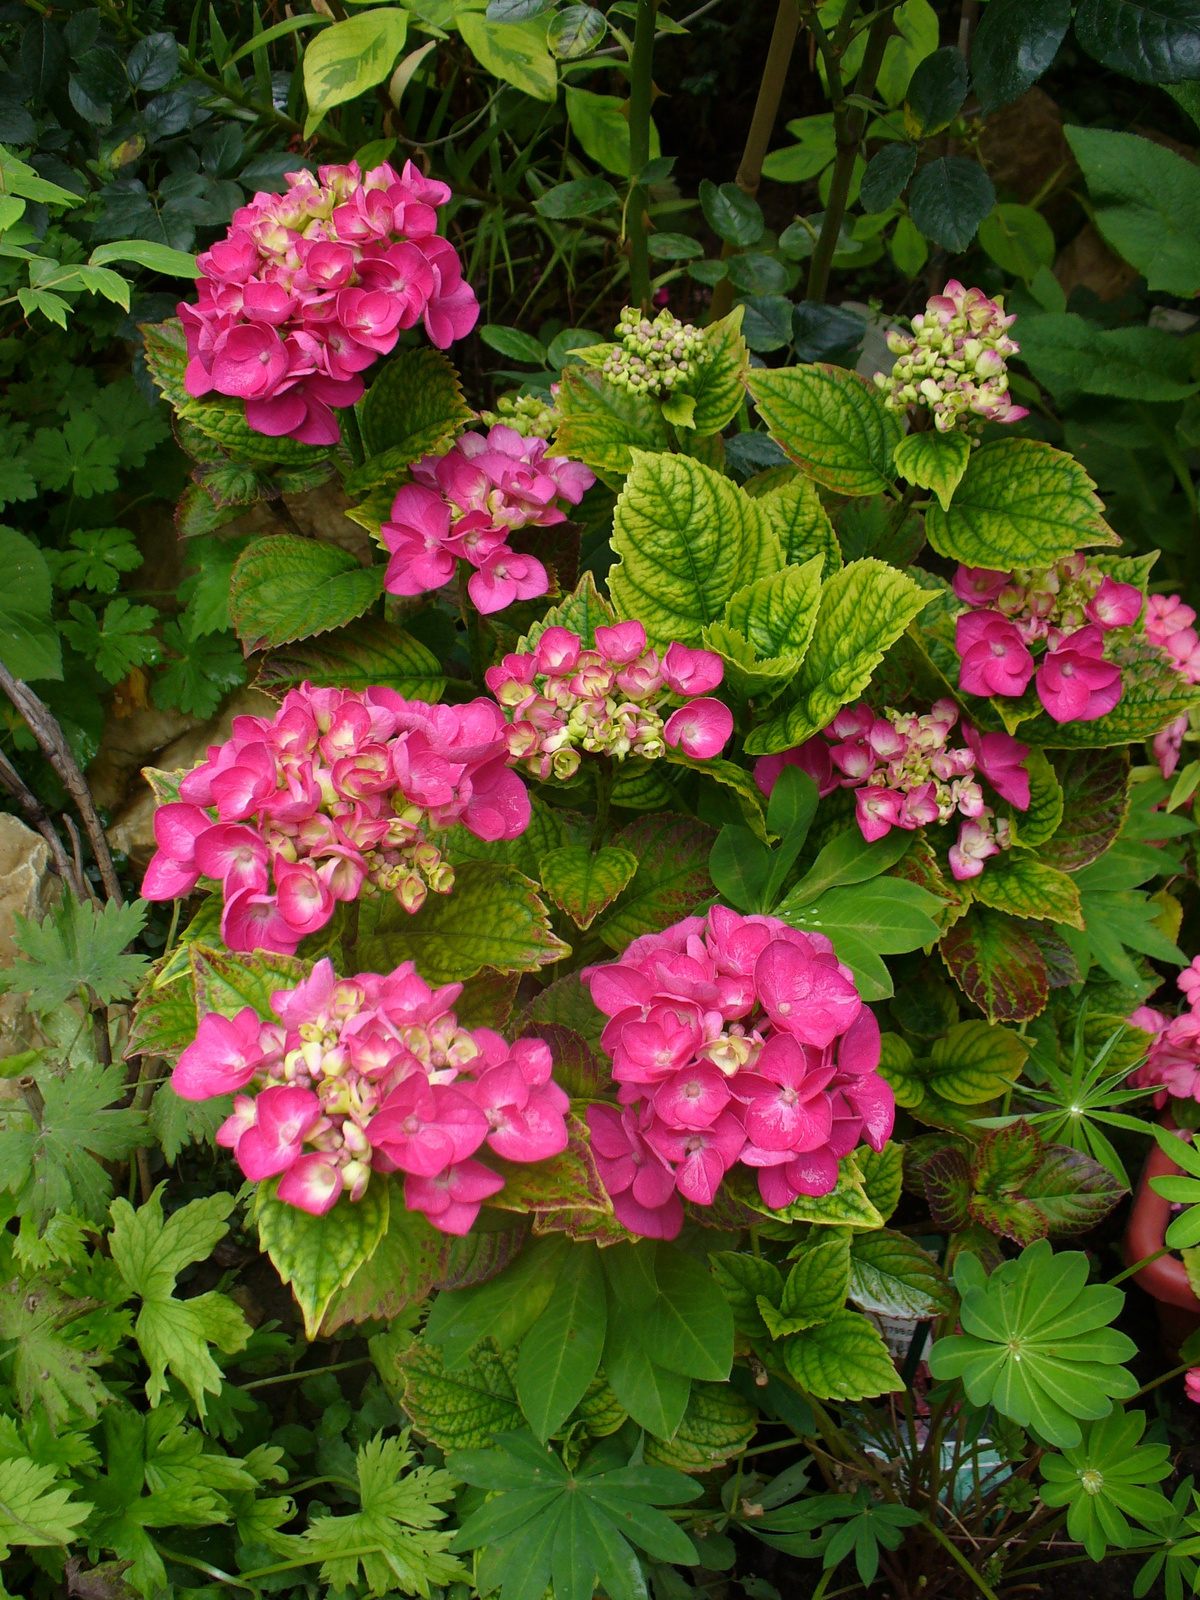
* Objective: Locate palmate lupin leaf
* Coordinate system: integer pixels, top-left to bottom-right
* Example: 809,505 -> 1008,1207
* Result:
927,1240 -> 1137,1447
449,1431 -> 701,1600
1038,1410 -> 1171,1561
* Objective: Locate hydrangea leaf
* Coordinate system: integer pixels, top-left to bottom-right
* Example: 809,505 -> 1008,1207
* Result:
254,1179 -> 390,1339
256,618 -> 445,701
229,534 -> 384,653
928,1240 -> 1138,1447
189,942 -> 309,1022
972,853 -> 1084,929
109,1187 -> 250,1416
641,1380 -> 757,1471
892,428 -> 970,511
764,1232 -> 850,1335
554,366 -> 671,488
609,450 -> 782,647
357,860 -> 571,982
721,554 -> 824,662
356,345 -> 474,464
180,389 -> 334,466
848,1230 -> 956,1319
709,1251 -> 785,1341
688,307 -> 752,435
922,1019 -> 1029,1105
393,1336 -> 523,1450
516,569 -> 617,654
1014,636 -> 1200,748
745,467 -> 842,572
924,437 -> 1119,567
321,1184 -> 448,1334
1067,126 -> 1200,294
941,907 -> 1050,1023
783,1309 -> 902,1401
540,844 -> 639,930
1041,750 -> 1129,870
746,364 -> 902,496
596,816 -> 716,950
856,1143 -> 904,1224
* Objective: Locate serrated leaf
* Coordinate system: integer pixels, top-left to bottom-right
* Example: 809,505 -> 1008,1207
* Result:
750,470 -> 841,571
709,1252 -> 783,1340
358,860 -> 570,983
109,1186 -> 249,1417
642,1380 -> 756,1471
0,1275 -> 113,1430
856,1144 -> 903,1225
1066,125 -> 1200,296
255,1180 -> 390,1339
323,1181 -> 450,1333
892,429 -> 970,511
924,1019 -> 1028,1105
849,1230 -> 955,1319
189,942 -> 308,1021
553,367 -> 670,489
941,907 -> 1049,1023
181,392 -> 333,467
744,558 -> 931,754
516,570 -> 616,654
597,816 -> 716,950
0,1455 -> 91,1558
740,1157 -> 884,1231
1020,1142 -> 1126,1237
722,555 -> 824,661
395,1336 -> 523,1450
4,893 -> 148,1007
924,438 -> 1118,567
1042,750 -> 1129,870
540,845 -> 639,930
746,364 -> 902,497
229,535 -> 383,653
972,853 -> 1084,929
784,1309 -> 901,1401
256,617 -> 444,700
1014,636 -> 1200,748
149,1083 -> 229,1165
609,450 -> 782,647
357,345 -> 474,463
688,307 -> 752,436
776,1232 -> 850,1331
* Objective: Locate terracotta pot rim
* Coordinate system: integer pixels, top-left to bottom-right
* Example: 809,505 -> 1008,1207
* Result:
1122,1113 -> 1200,1313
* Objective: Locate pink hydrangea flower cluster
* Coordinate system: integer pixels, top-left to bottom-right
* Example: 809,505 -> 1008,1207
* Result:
1144,595 -> 1200,777
180,160 -> 478,446
581,907 -> 894,1239
752,699 -> 1030,882
1129,956 -> 1200,1107
953,557 -> 1144,723
873,280 -> 1028,431
172,958 -> 568,1227
381,426 -> 595,616
484,621 -> 734,779
141,684 -> 529,954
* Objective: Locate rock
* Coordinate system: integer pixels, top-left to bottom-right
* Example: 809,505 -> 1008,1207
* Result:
107,685 -> 279,867
226,478 -> 375,563
978,88 -> 1071,205
1054,223 -> 1139,303
0,813 -> 60,966
88,703 -> 201,813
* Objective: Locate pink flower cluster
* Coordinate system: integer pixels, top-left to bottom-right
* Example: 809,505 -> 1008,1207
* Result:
381,426 -> 595,615
874,280 -> 1027,431
953,558 -> 1143,724
172,958 -> 568,1227
142,684 -> 528,954
1130,956 -> 1200,1107
753,699 -> 1030,882
180,160 -> 478,446
1144,595 -> 1200,778
484,621 -> 734,780
582,907 -> 894,1239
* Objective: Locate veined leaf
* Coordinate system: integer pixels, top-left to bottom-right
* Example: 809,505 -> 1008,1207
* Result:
746,364 -> 902,496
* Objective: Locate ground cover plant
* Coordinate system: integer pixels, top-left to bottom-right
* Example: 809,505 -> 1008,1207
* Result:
10,2 -> 1200,1598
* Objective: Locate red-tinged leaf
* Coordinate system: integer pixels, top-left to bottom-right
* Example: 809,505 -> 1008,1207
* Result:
482,1114 -> 613,1221
437,1217 -> 531,1291
1022,1143 -> 1127,1236
1028,921 -> 1083,989
189,942 -> 309,1021
922,1147 -> 972,1232
598,815 -> 717,950
968,1122 -> 1049,1246
127,974 -> 197,1061
520,972 -> 607,1053
521,1022 -> 611,1099
1041,749 -> 1130,871
941,908 -> 1049,1023
455,970 -> 521,1032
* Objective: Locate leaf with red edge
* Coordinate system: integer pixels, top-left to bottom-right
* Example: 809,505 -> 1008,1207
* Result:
482,1113 -> 613,1222
1041,749 -> 1130,871
968,1122 -> 1047,1245
521,1022 -> 611,1099
189,942 -> 309,1021
922,1147 -> 973,1232
1022,1143 -> 1127,1236
941,908 -> 1049,1023
597,814 -> 717,950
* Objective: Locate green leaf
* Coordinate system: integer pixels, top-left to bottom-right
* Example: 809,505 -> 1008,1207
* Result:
597,816 -> 716,950
699,179 -> 764,247
1066,126 -> 1200,296
857,1144 -> 904,1225
603,1317 -> 690,1440
849,1230 -> 955,1319
744,558 -> 931,755
48,526 -> 142,594
62,597 -> 160,683
358,860 -> 570,983
89,238 -> 198,276
534,177 -> 620,219
609,450 -> 781,648
770,1232 -> 850,1334
553,367 -> 670,489
784,1310 -> 902,1401
540,845 -> 639,930
517,1245 -> 607,1441
721,555 -> 824,662
928,1240 -> 1137,1448
972,853 -> 1084,930
0,525 -> 60,680
0,1273 -> 113,1429
256,617 -> 444,700
908,157 -> 995,252
565,87 -> 660,176
941,907 -> 1049,1023
779,876 -> 943,959
426,1236 -> 570,1368
27,413 -> 121,498
749,470 -> 841,571
153,621 -> 246,719
357,346 -> 474,464
1039,1409 -> 1172,1564
923,1019 -> 1028,1105
709,1251 -> 783,1340
0,1456 -> 91,1560
517,570 -> 617,654
1075,0 -> 1200,83
149,1083 -> 228,1165
633,1243 -> 734,1381
970,0 -> 1070,114
324,1183 -> 453,1334
1042,750 -> 1129,871
1007,748 -> 1064,849
299,1431 -> 464,1596
459,13 -> 556,99
189,942 -> 308,1022
746,364 -> 901,497
741,1155 -> 884,1231
180,392 -> 333,468
906,45 -> 968,135
978,202 -> 1057,280
254,1180 -> 390,1339
110,1187 -> 249,1417
1020,1143 -> 1127,1238
1018,315 -> 1200,403
861,142 -> 918,211
924,437 -> 1118,567
4,893 -> 148,1008
641,1380 -> 756,1473
229,535 -> 383,653
689,307 -> 752,436
394,1336 -> 522,1451
892,429 -> 970,511
303,8 -> 409,131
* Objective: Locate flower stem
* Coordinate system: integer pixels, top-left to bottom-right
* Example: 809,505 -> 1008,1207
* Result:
592,755 -> 614,849
806,4 -> 894,304
1109,1243 -> 1172,1285
709,0 -> 801,323
626,0 -> 657,309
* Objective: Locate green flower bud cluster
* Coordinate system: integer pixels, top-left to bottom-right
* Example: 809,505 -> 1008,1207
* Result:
477,391 -> 559,438
602,307 -> 704,398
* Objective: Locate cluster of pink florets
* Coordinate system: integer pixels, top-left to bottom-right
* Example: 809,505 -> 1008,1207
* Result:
141,684 -> 529,954
172,958 -> 568,1228
953,557 -> 1144,723
873,280 -> 1027,431
752,699 -> 1031,882
484,621 -> 734,780
381,426 -> 595,616
180,161 -> 478,446
1144,595 -> 1200,777
582,907 -> 894,1239
1130,956 -> 1200,1107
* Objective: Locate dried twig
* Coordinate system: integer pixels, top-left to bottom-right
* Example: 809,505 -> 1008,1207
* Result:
0,745 -> 83,896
